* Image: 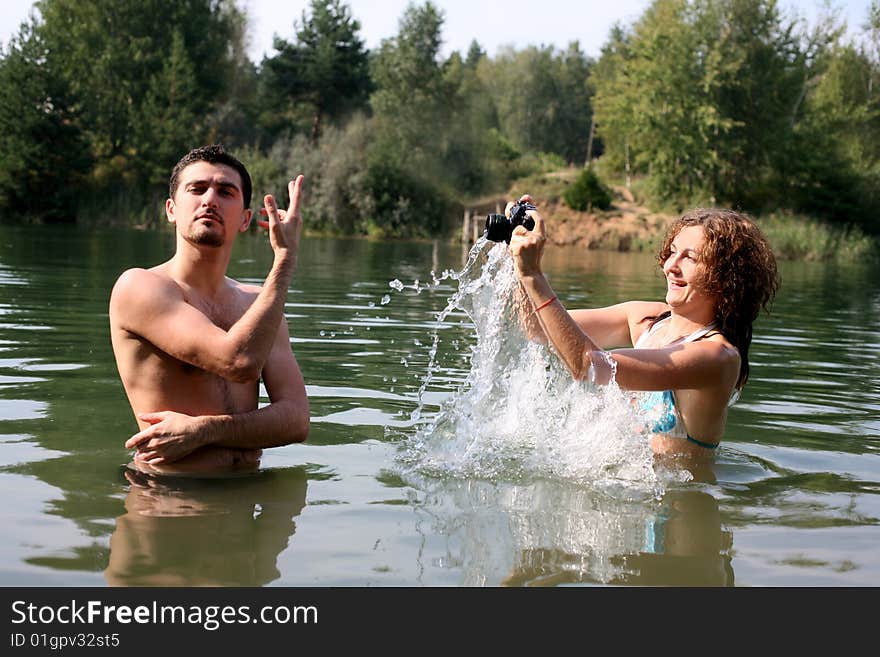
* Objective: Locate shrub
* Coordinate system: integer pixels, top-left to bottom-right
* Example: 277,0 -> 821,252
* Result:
563,168 -> 612,212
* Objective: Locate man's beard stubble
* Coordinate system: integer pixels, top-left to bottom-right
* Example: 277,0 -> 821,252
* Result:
187,223 -> 225,247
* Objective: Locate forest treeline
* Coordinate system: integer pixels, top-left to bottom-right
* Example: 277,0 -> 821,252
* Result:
1,0 -> 878,239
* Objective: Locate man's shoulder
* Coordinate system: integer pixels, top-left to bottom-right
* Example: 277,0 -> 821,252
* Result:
113,266 -> 178,293
110,267 -> 182,313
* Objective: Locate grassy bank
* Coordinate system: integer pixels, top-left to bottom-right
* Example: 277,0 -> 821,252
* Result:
757,213 -> 878,263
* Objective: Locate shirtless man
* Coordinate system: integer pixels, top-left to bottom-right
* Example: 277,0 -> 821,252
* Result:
109,145 -> 309,473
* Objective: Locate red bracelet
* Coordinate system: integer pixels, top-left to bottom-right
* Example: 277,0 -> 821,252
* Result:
534,295 -> 557,312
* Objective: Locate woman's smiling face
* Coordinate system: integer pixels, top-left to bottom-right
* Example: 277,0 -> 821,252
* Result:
662,225 -> 716,313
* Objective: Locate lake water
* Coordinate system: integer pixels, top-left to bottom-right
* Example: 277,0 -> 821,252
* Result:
0,224 -> 878,587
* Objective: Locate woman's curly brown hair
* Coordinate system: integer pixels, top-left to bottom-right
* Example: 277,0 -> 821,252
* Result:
657,208 -> 780,389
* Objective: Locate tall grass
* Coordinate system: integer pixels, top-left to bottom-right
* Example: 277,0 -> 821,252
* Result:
758,212 -> 878,263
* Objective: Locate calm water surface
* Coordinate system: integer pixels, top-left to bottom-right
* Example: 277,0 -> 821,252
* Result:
0,224 -> 878,586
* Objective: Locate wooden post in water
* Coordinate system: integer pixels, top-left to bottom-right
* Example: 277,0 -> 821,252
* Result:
462,209 -> 471,244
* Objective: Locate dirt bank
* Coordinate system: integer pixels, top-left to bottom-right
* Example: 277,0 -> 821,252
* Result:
462,186 -> 676,252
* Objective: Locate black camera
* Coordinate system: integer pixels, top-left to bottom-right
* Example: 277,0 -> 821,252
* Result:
484,201 -> 536,243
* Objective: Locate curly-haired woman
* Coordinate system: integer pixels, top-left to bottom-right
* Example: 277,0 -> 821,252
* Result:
509,199 -> 779,458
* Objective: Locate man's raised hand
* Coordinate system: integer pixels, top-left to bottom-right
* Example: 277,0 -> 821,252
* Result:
258,175 -> 305,265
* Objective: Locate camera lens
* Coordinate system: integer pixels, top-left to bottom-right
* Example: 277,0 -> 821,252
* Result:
485,213 -> 512,243
484,202 -> 536,243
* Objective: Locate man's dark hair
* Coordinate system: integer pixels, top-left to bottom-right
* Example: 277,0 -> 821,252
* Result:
169,144 -> 252,208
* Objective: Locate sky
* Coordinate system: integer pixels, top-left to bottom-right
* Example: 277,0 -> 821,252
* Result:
0,0 -> 875,62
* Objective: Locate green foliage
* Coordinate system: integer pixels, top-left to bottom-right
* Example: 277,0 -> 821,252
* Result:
479,43 -> 595,165
0,0 -> 244,223
361,152 -> 448,238
134,30 -> 202,192
592,0 -> 880,236
37,0 -> 242,158
563,169 -> 613,211
243,118 -> 374,234
0,21 -> 91,222
201,10 -> 261,150
240,115 -> 448,238
593,0 -> 730,202
370,2 -> 448,149
787,42 -> 880,231
0,0 -> 877,251
364,2 -> 463,234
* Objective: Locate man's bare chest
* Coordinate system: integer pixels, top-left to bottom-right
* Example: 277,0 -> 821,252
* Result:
184,291 -> 250,331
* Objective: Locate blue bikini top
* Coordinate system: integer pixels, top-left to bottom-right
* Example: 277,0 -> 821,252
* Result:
634,317 -> 722,450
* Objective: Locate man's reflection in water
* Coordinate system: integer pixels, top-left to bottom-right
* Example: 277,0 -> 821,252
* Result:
501,488 -> 733,587
104,466 -> 308,586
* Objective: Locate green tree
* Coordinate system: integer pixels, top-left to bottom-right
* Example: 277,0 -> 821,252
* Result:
263,0 -> 371,144
592,0 -> 843,213
594,0 -> 725,204
35,0 -> 245,191
440,48 -> 502,194
204,8 -> 263,151
366,1 -> 454,235
370,1 -> 447,147
134,30 -> 202,200
465,39 -> 486,68
792,39 -> 880,228
590,23 -> 636,177
701,0 -> 835,207
480,43 -> 594,165
0,21 -> 91,222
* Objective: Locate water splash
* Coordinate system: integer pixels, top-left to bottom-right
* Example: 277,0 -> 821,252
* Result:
392,237 -> 660,490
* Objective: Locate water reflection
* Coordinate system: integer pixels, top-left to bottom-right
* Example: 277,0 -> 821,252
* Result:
416,478 -> 732,586
593,489 -> 732,586
104,466 -> 308,586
